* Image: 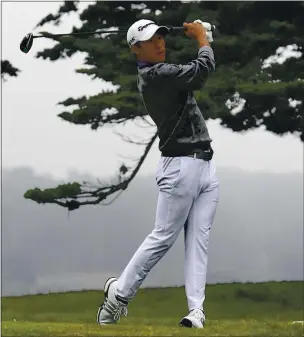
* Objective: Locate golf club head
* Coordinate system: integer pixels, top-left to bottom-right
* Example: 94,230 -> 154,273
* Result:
20,33 -> 34,53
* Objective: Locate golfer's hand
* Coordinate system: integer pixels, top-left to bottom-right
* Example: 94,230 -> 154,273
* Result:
183,22 -> 207,41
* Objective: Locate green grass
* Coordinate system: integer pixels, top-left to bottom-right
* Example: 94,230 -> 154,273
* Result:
2,281 -> 304,336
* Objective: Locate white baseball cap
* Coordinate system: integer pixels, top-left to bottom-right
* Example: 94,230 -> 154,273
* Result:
127,19 -> 169,46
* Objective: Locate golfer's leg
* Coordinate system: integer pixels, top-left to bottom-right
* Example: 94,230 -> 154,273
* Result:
184,160 -> 219,312
116,157 -> 194,301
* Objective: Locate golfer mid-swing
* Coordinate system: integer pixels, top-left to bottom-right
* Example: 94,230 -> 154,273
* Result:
97,19 -> 219,329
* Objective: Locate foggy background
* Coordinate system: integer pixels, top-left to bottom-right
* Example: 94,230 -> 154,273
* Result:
2,166 -> 303,296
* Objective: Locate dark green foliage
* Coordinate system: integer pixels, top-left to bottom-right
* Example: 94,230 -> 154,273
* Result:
24,183 -> 81,204
1,60 -> 20,81
23,1 -> 303,210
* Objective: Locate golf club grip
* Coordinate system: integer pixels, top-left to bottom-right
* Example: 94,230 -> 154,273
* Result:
171,25 -> 216,32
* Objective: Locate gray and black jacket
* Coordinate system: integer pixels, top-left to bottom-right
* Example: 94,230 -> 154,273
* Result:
137,46 -> 215,156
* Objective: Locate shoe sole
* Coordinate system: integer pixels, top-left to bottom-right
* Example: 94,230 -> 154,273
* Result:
179,318 -> 193,328
96,277 -> 117,324
179,318 -> 204,329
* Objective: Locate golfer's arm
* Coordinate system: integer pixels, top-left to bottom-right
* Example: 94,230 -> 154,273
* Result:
197,36 -> 210,49
155,43 -> 215,91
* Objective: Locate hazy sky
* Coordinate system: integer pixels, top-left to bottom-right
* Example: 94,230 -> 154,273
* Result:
2,2 -> 303,181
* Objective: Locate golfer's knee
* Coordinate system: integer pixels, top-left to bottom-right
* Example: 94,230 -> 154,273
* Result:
149,228 -> 179,250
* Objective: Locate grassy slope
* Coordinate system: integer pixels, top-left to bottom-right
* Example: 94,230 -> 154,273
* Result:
2,281 -> 304,336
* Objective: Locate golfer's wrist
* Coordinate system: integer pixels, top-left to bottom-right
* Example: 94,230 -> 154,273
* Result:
196,36 -> 210,48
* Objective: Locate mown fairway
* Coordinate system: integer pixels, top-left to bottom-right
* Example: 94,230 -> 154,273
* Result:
2,281 -> 303,336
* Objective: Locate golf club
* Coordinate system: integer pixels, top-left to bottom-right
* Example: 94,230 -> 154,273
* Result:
20,24 -> 216,54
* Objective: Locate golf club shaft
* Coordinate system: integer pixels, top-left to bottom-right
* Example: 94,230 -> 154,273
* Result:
32,27 -> 185,39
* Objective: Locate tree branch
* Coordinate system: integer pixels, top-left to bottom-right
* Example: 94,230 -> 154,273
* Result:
24,132 -> 158,211
113,129 -> 153,146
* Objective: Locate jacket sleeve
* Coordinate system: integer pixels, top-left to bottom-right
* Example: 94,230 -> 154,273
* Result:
152,46 -> 215,91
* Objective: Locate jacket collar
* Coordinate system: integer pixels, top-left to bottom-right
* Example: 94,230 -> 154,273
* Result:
136,61 -> 155,69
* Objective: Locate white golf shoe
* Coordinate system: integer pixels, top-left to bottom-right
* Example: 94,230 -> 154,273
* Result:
96,277 -> 128,325
179,308 -> 205,328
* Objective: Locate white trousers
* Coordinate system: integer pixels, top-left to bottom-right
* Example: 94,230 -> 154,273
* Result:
116,155 -> 219,311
